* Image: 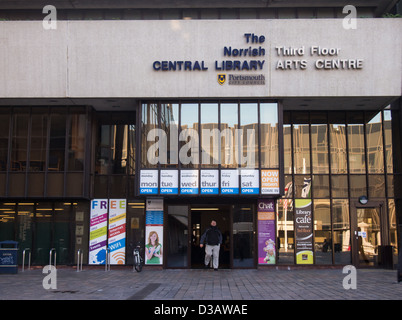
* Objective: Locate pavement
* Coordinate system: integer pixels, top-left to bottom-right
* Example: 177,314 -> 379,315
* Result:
0,266 -> 401,301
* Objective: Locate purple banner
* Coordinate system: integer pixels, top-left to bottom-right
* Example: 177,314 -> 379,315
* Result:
258,199 -> 276,265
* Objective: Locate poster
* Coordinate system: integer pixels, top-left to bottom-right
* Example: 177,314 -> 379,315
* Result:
295,199 -> 314,264
108,199 -> 126,265
160,170 -> 178,194
221,169 -> 239,194
257,199 -> 276,264
180,170 -> 199,194
241,169 -> 259,194
89,199 -> 108,265
200,170 -> 219,194
261,169 -> 280,194
145,198 -> 164,265
139,170 -> 158,194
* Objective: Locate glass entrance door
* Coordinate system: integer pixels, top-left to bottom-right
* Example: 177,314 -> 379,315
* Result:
166,205 -> 189,268
353,205 -> 383,267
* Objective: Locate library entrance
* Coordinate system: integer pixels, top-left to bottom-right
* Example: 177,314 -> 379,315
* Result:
165,201 -> 256,269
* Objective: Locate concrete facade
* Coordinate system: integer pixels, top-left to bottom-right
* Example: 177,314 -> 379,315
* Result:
0,19 -> 400,103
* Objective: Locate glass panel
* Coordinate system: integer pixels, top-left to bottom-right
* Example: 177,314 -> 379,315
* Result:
49,111 -> 66,171
160,103 -> 178,168
388,200 -> 398,267
294,175 -> 311,198
9,173 -> 25,197
312,175 -> 329,198
293,123 -> 310,174
220,103 -> 238,168
0,203 -> 15,241
47,172 -> 64,197
283,124 -> 292,174
127,124 -> 136,175
30,112 -> 47,172
331,175 -> 348,198
357,207 -> 381,267
368,175 -> 385,198
349,175 -> 367,198
314,200 -> 332,264
348,119 -> 365,174
260,103 -> 279,168
141,103 -> 158,168
276,199 -> 294,264
16,203 -> 34,262
180,103 -> 199,168
54,202 -> 71,264
329,123 -> 347,174
167,206 -> 188,267
11,112 -> 29,172
28,173 -> 45,197
68,113 -> 86,171
109,175 -> 127,198
311,113 -> 328,173
332,199 -> 351,264
233,204 -> 255,267
383,110 -> 393,174
66,173 -> 83,197
240,103 -> 258,168
200,103 -> 219,168
94,175 -> 108,198
0,112 -> 10,172
34,203 -> 52,265
126,201 -> 145,265
366,112 -> 384,174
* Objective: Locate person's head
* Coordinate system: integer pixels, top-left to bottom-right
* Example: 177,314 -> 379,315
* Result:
210,220 -> 217,227
148,231 -> 159,246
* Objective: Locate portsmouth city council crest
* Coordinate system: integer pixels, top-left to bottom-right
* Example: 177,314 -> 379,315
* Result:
217,74 -> 226,85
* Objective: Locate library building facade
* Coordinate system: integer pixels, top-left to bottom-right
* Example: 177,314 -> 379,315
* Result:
0,2 -> 401,271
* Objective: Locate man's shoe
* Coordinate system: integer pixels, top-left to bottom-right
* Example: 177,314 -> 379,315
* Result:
204,264 -> 210,269
214,268 -> 218,271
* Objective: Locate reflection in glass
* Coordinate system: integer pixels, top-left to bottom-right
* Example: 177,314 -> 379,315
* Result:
0,111 -> 9,172
240,103 -> 258,168
329,124 -> 347,174
314,200 -> 332,264
11,112 -> 29,172
68,113 -> 86,171
366,112 -> 384,174
383,110 -> 393,174
368,175 -> 385,198
331,175 -> 348,198
200,103 -> 219,167
283,125 -> 292,174
167,206 -> 188,267
276,200 -> 294,264
348,123 -> 365,174
30,113 -> 47,172
311,122 -> 328,173
233,204 -> 255,267
332,199 -> 351,265
357,207 -> 381,266
220,103 -> 238,168
260,103 -> 279,168
180,103 -> 199,168
49,112 -> 66,171
293,124 -> 310,174
349,175 -> 367,198
312,175 -> 329,198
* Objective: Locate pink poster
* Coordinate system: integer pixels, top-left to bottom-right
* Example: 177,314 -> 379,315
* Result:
258,199 -> 276,264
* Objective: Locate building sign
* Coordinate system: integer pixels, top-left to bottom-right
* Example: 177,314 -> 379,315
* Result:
221,170 -> 239,194
180,170 -> 199,194
241,169 -> 259,194
261,169 -> 280,195
140,170 -> 158,195
295,199 -> 314,264
145,198 -> 164,265
89,199 -> 108,265
108,199 -> 126,265
258,199 -> 276,265
153,33 -> 267,86
160,170 -> 178,195
200,170 -> 219,194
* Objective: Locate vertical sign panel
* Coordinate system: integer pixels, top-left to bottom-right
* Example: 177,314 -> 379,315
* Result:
89,199 -> 108,265
145,198 -> 164,265
241,169 -> 259,194
258,199 -> 276,265
180,170 -> 199,194
220,169 -> 239,194
295,199 -> 314,264
200,170 -> 219,194
261,169 -> 280,194
140,170 -> 158,194
160,170 -> 178,194
108,199 -> 126,265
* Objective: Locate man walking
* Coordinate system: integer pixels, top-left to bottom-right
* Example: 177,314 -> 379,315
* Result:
200,220 -> 222,270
